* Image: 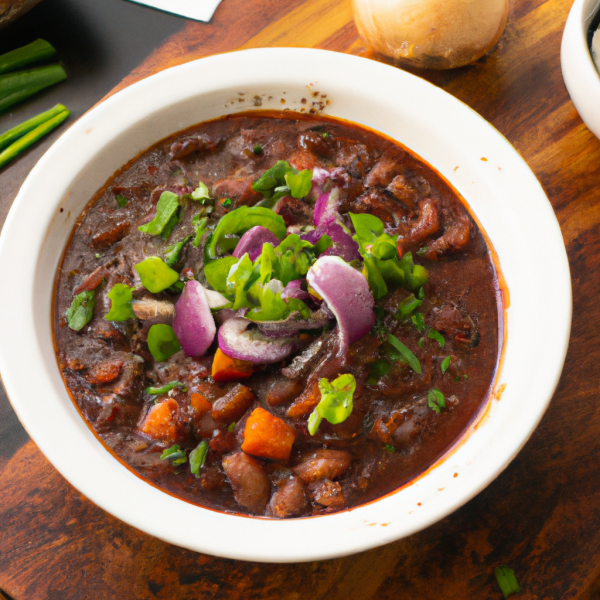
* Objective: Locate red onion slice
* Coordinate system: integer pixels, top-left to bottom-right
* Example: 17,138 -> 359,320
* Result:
173,280 -> 216,357
204,288 -> 229,310
218,317 -> 300,364
233,226 -> 280,262
313,187 -> 342,227
307,256 -> 375,355
257,308 -> 331,338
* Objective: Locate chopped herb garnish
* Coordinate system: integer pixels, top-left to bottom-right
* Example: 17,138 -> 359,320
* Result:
147,324 -> 181,362
191,182 -> 211,202
441,356 -> 451,374
251,160 -> 312,203
386,333 -> 422,374
104,283 -> 135,321
66,290 -> 95,331
417,337 -> 424,349
411,312 -> 425,332
367,360 -> 390,385
396,294 -> 421,320
164,236 -> 192,267
115,194 -> 128,207
322,132 -> 330,138
221,198 -> 232,208
161,208 -> 182,241
428,329 -> 445,347
308,374 -> 356,436
135,256 -> 180,293
464,374 -> 469,380
160,444 -> 187,466
416,246 -> 429,257
253,144 -> 262,154
227,421 -> 236,432
385,443 -> 395,453
428,388 -> 445,414
371,233 -> 397,261
285,169 -> 313,199
145,380 -> 187,395
94,253 -> 100,259
190,440 -> 209,477
494,565 -> 521,599
138,191 -> 179,236
192,215 -> 208,248
417,286 -> 425,300
454,375 -> 460,382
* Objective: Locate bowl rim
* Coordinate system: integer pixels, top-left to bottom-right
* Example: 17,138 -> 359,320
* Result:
0,47 -> 571,562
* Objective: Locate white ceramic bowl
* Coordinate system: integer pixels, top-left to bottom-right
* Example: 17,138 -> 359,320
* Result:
0,48 -> 570,562
562,0 -> 600,139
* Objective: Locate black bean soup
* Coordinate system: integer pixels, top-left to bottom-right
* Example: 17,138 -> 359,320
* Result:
54,111 -> 501,518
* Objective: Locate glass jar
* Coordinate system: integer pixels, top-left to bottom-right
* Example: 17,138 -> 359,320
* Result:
352,0 -> 509,69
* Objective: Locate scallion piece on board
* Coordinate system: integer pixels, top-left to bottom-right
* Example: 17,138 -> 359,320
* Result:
494,565 -> 521,599
0,103 -> 67,152
0,64 -> 68,114
0,39 -> 57,75
0,108 -> 69,170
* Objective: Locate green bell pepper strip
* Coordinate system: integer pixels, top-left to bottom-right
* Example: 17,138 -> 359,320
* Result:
147,324 -> 181,362
135,256 -> 180,293
104,283 -> 135,321
66,290 -> 95,331
308,374 -> 357,436
138,191 -> 179,236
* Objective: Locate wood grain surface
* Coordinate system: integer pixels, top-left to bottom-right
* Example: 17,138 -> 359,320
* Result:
1,0 -> 599,598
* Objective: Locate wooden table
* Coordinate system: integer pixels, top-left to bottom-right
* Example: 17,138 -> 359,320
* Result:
1,0 -> 599,597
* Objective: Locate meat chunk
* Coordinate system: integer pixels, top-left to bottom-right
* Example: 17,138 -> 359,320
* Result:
396,198 -> 440,255
91,219 -> 130,249
212,177 -> 262,207
309,479 -> 345,508
427,202 -> 472,255
84,360 -> 123,385
170,134 -> 221,159
293,449 -> 352,484
269,477 -> 309,518
73,265 -> 110,295
223,451 -> 271,514
298,130 -> 336,159
275,197 -> 313,227
364,147 -> 404,187
387,174 -> 419,210
265,378 -> 304,407
347,189 -> 409,228
211,384 -> 255,424
426,304 -> 478,345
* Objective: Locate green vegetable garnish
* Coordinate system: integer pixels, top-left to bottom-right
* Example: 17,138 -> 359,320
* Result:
371,233 -> 397,260
135,256 -> 180,293
322,132 -> 330,139
104,283 -> 135,321
0,39 -> 57,75
253,144 -> 262,154
416,246 -> 429,258
160,444 -> 187,466
190,440 -> 209,477
494,565 -> 521,599
285,169 -> 313,199
145,380 -> 187,395
227,422 -> 236,432
313,234 -> 333,255
204,256 -> 239,293
95,253 -> 100,259
115,194 -> 128,208
0,103 -> 66,152
66,290 -> 95,331
0,108 -> 70,169
411,312 -> 425,333
308,374 -> 356,436
427,388 -> 445,414
441,356 -> 451,374
227,253 -> 256,310
206,205 -> 286,259
385,443 -> 395,453
417,337 -> 424,348
464,374 -> 469,380
386,333 -> 422,374
366,360 -> 390,385
251,160 -> 312,203
221,198 -> 232,208
428,329 -> 445,347
147,324 -> 181,362
164,236 -> 192,267
191,182 -> 211,202
396,294 -> 422,320
192,215 -> 208,248
138,191 -> 179,236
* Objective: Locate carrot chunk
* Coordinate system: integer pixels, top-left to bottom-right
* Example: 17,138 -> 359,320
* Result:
139,398 -> 178,441
242,407 -> 296,461
190,392 -> 211,417
212,348 -> 255,383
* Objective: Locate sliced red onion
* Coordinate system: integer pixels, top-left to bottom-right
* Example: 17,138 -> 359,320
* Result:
312,166 -> 350,188
218,317 -> 300,364
233,226 -> 280,261
314,187 -> 342,227
173,280 -> 216,357
307,256 -> 375,356
214,308 -> 248,326
204,288 -> 229,310
302,221 -> 360,263
281,279 -> 312,303
257,308 -> 331,338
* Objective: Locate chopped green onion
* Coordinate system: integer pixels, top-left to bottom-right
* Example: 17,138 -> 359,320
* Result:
0,39 -> 57,75
371,233 -> 397,261
0,103 -> 67,152
227,421 -> 236,432
190,440 -> 209,477
322,132 -> 330,138
138,191 -> 179,236
115,194 -> 128,208
160,444 -> 187,466
164,236 -> 192,267
428,388 -> 445,414
384,443 -> 395,453
411,312 -> 425,332
253,144 -> 262,154
308,374 -> 356,436
416,246 -> 429,257
94,253 -> 100,259
147,324 -> 181,362
464,374 -> 469,380
135,256 -> 180,293
441,356 -> 451,374
221,198 -> 232,208
104,283 -> 135,321
417,337 -> 424,348
396,294 -> 421,320
386,333 -> 421,374
0,108 -> 69,169
494,565 -> 521,599
417,286 -> 425,300
366,360 -> 390,385
66,290 -> 95,331
192,215 -> 208,248
411,264 -> 429,288
428,329 -> 445,347
0,64 -> 68,114
191,182 -> 211,202
145,380 -> 187,395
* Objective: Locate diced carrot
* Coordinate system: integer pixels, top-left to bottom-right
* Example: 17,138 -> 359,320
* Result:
212,348 -> 255,383
84,359 -> 123,384
190,392 -> 211,417
242,407 -> 296,461
139,398 -> 178,441
286,380 -> 321,419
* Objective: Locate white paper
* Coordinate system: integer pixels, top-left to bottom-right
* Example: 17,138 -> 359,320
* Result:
126,0 -> 223,23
